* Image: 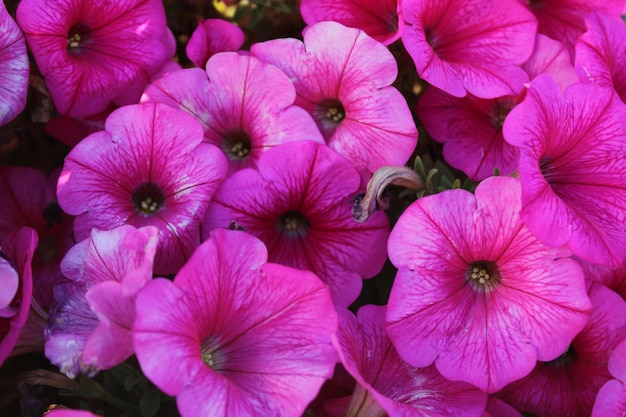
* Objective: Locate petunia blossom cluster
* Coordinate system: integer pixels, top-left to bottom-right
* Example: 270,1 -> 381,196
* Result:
2,0 -> 626,416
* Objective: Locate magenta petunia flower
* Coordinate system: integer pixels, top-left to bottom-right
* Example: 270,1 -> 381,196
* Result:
522,0 -> 625,59
417,34 -> 577,181
251,21 -> 417,179
503,75 -> 626,268
499,283 -> 626,417
45,225 -> 157,377
0,0 -> 29,126
386,176 -> 591,393
186,19 -> 245,69
401,0 -> 537,98
142,53 -> 323,175
334,305 -> 487,417
16,0 -> 174,117
56,102 -> 228,274
0,227 -> 38,365
576,12 -> 626,103
299,0 -> 404,45
133,228 -> 338,417
203,141 -> 390,307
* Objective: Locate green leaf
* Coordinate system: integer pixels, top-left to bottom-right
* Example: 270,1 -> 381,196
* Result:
140,391 -> 161,417
413,156 -> 427,181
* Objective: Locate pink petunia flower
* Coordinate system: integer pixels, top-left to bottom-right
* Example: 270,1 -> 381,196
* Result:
16,0 -> 174,117
203,141 -> 390,307
334,305 -> 487,417
386,176 -> 591,393
503,75 -> 626,268
0,227 -> 38,365
417,34 -> 577,181
56,102 -> 228,274
133,228 -> 338,417
186,19 -> 245,69
522,0 -> 626,60
499,283 -> 626,417
0,0 -> 29,126
45,225 -> 157,377
299,0 -> 404,45
576,12 -> 626,103
142,53 -> 323,175
251,21 -> 417,180
401,0 -> 537,99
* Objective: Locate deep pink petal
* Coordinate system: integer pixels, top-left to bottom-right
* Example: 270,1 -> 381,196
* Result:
591,380 -> 626,417
576,12 -> 626,103
300,0 -> 403,45
523,34 -> 578,90
186,19 -> 244,69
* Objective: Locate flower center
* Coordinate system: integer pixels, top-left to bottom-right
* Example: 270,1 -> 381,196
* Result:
131,182 -> 166,217
489,97 -> 517,129
277,211 -> 310,238
221,130 -> 252,160
466,260 -> 501,291
315,98 -> 346,135
200,336 -> 225,371
67,23 -> 91,54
